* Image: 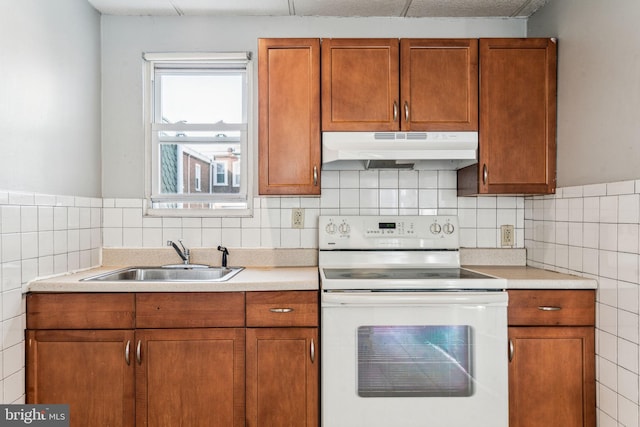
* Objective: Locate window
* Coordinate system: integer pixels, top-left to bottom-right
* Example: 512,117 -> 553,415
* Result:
213,162 -> 227,186
144,52 -> 252,215
232,162 -> 240,188
194,164 -> 201,192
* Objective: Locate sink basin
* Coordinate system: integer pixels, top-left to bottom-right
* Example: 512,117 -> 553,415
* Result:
82,266 -> 244,282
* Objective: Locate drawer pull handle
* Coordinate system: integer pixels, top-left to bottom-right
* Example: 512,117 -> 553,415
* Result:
538,306 -> 562,311
269,308 -> 294,313
125,340 -> 131,365
136,340 -> 142,365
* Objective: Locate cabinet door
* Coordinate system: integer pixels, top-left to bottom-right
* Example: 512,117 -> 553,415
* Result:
246,328 -> 319,427
401,39 -> 478,131
508,326 -> 595,427
136,328 -> 245,427
459,38 -> 557,195
26,329 -> 135,427
258,38 -> 320,195
322,38 -> 399,131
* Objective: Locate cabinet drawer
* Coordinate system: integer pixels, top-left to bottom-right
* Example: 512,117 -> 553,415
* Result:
136,292 -> 245,328
508,290 -> 595,326
27,293 -> 135,329
246,291 -> 318,327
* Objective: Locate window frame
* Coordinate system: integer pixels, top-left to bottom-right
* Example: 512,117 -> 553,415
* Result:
143,52 -> 253,217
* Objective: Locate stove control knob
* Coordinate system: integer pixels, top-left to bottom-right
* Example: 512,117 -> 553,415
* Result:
443,222 -> 455,234
339,223 -> 351,234
325,223 -> 337,234
429,223 -> 442,234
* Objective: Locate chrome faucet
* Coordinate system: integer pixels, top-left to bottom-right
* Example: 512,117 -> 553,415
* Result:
167,240 -> 190,265
217,246 -> 229,268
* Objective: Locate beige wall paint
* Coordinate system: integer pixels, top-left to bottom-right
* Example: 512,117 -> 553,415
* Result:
528,0 -> 640,187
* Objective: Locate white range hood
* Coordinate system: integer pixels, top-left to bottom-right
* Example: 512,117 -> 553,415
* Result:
322,131 -> 478,170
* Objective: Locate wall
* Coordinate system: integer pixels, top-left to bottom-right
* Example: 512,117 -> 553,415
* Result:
0,0 -> 102,404
102,170 -> 526,250
0,0 -> 102,197
100,15 -> 526,198
527,1 -> 640,425
525,181 -> 640,426
527,0 -> 640,188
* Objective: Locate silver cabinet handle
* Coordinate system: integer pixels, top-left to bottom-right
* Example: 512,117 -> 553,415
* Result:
404,101 -> 409,122
125,340 -> 131,365
136,340 -> 142,365
310,338 -> 315,363
482,164 -> 488,185
538,306 -> 562,311
393,101 -> 398,122
269,308 -> 294,313
313,166 -> 318,186
508,339 -> 514,362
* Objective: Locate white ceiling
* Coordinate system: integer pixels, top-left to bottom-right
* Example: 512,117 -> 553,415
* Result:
87,0 -> 550,18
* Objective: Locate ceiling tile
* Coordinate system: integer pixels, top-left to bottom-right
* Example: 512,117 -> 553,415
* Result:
88,0 -> 179,15
406,0 -> 539,17
173,0 -> 290,16
293,0 -> 408,17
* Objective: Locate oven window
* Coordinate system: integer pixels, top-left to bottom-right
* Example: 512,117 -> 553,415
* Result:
357,325 -> 474,397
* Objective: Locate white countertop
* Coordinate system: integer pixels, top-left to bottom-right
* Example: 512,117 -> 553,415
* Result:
27,266 -> 319,293
465,266 -> 597,289
26,263 -> 596,293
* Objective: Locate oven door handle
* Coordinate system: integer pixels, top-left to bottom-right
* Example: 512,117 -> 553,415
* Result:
322,291 -> 508,306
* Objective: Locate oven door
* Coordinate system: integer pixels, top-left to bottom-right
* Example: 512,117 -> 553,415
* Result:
321,291 -> 508,427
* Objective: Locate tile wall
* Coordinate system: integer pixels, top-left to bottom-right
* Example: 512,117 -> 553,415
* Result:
525,179 -> 640,426
0,170 -> 527,404
0,190 -> 102,403
102,170 -> 526,249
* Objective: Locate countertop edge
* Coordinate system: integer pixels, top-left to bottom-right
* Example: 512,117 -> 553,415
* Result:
27,266 -> 320,293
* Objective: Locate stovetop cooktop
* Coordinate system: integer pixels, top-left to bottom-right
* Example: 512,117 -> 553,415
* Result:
322,268 -> 496,281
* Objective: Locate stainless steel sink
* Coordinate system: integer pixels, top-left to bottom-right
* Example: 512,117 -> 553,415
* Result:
82,266 -> 244,282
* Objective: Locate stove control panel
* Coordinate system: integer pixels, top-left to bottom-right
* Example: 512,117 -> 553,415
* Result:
319,215 -> 459,250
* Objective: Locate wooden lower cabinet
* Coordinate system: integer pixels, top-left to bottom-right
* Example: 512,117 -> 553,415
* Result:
26,329 -> 135,427
507,290 -> 595,427
136,328 -> 245,427
509,326 -> 595,427
246,328 -> 318,427
26,291 -> 320,426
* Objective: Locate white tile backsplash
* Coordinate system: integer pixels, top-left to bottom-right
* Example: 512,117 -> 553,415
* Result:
0,189 -> 102,404
525,179 -> 640,424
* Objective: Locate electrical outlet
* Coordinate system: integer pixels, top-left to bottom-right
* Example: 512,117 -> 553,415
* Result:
292,208 -> 304,229
500,225 -> 514,247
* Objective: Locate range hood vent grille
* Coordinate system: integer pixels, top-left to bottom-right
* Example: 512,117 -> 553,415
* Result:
322,131 -> 478,171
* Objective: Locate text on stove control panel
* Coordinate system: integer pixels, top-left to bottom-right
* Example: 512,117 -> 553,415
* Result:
319,215 -> 460,250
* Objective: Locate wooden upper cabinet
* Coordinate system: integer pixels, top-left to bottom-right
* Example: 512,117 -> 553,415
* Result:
458,38 -> 557,195
321,38 -> 477,131
258,38 -> 320,195
322,38 -> 399,131
400,39 -> 478,131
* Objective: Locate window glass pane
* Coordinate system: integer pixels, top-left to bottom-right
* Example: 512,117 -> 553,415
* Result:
159,143 -> 240,195
159,73 -> 243,124
357,325 -> 473,397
